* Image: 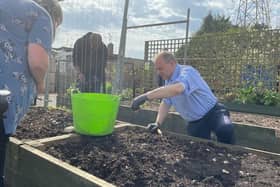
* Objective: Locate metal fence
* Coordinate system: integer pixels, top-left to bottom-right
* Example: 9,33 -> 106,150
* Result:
53,50 -> 148,107
144,29 -> 280,99
53,29 -> 280,107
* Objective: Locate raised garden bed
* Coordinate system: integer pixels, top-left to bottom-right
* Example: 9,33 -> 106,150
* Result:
223,102 -> 280,117
6,123 -> 280,187
5,107 -> 74,187
118,105 -> 280,154
9,105 -> 280,154
35,125 -> 280,187
14,106 -> 73,140
6,135 -> 115,187
5,106 -> 280,186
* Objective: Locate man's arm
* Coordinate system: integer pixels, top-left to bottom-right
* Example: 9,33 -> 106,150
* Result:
131,83 -> 184,111
156,101 -> 171,125
28,44 -> 49,93
146,83 -> 184,100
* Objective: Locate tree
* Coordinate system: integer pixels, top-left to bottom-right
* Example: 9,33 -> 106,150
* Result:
175,13 -> 237,58
196,13 -> 234,35
196,13 -> 236,35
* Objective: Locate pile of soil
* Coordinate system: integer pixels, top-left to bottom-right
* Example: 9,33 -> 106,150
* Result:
14,107 -> 73,140
44,126 -> 280,187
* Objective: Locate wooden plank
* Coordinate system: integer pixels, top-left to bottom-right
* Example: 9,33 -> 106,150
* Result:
234,122 -> 280,153
25,133 -> 78,147
11,144 -> 116,187
117,105 -> 186,134
5,138 -> 23,187
224,102 -> 280,117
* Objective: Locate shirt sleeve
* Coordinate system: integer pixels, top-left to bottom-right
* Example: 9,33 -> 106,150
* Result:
175,67 -> 201,96
28,11 -> 53,54
163,97 -> 172,106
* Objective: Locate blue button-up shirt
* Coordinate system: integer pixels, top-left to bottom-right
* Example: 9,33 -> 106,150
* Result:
0,0 -> 53,134
163,64 -> 217,122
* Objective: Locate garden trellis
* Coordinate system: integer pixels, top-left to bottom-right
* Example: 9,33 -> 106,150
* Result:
48,1 -> 280,108
144,29 -> 280,100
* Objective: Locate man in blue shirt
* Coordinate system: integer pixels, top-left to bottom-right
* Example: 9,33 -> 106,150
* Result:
0,0 -> 62,186
131,51 -> 235,144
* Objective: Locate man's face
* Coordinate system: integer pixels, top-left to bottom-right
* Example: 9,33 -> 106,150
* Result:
155,57 -> 175,80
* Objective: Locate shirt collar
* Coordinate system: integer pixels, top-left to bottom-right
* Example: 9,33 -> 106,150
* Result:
168,64 -> 180,82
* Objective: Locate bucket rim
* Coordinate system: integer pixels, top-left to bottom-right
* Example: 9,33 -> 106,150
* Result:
71,93 -> 120,100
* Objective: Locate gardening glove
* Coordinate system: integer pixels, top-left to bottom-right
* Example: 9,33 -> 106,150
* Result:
131,94 -> 148,111
147,122 -> 161,135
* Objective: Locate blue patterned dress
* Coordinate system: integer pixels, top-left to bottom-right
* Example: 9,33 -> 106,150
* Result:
0,0 -> 53,134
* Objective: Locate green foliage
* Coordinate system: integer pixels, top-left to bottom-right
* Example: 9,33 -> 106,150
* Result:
174,14 -> 279,99
263,90 -> 280,106
196,13 -> 236,36
175,13 -> 239,59
234,85 -> 257,104
173,12 -> 279,101
106,82 -> 112,94
234,82 -> 280,106
135,87 -> 145,95
66,82 -> 80,96
120,88 -> 133,101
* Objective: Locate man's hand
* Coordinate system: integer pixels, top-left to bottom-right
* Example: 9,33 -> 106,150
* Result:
147,122 -> 160,134
131,94 -> 148,111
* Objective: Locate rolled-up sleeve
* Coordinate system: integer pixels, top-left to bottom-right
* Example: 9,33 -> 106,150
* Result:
163,97 -> 172,106
28,11 -> 53,54
175,68 -> 200,96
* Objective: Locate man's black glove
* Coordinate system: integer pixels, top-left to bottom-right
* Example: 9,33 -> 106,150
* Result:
131,94 -> 148,111
147,122 -> 160,134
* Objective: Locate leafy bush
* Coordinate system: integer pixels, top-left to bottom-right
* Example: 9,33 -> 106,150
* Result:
120,88 -> 133,101
106,82 -> 112,94
263,90 -> 280,106
66,82 -> 80,96
234,82 -> 280,106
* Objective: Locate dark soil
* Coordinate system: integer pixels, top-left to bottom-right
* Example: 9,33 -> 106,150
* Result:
43,126 -> 280,187
14,107 -> 73,140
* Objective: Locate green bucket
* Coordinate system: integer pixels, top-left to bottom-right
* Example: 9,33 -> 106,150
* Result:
71,93 -> 120,136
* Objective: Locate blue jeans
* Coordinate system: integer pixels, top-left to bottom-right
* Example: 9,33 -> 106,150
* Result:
187,103 -> 235,144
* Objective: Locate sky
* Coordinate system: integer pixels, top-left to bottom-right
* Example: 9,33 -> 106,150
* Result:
53,0 -> 280,59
